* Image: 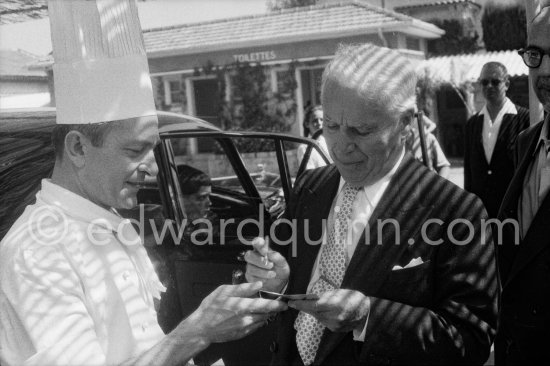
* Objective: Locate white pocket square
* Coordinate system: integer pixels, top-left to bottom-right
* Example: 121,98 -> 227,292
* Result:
392,257 -> 424,271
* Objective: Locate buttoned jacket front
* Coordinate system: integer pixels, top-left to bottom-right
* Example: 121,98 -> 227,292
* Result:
464,103 -> 530,217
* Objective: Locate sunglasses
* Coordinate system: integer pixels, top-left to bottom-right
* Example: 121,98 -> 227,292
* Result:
479,79 -> 503,87
519,46 -> 550,68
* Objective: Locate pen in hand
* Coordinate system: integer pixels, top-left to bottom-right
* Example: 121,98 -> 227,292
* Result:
261,236 -> 270,266
246,235 -> 290,294
251,236 -> 270,267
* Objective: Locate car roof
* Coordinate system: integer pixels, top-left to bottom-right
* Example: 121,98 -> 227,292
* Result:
0,107 -> 221,240
0,107 -> 221,134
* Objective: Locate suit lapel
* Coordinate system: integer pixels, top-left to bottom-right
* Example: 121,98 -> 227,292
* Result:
497,123 -> 541,284
288,166 -> 340,295
343,154 -> 430,290
314,154 -> 433,365
502,122 -> 549,287
505,192 -> 550,286
490,113 -> 513,164
499,123 -> 543,223
472,114 -> 489,165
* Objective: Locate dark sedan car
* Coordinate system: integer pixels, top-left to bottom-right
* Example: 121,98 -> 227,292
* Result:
0,108 -> 330,365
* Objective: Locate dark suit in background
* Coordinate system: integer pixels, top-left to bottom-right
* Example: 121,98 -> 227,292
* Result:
464,106 -> 530,218
495,116 -> 550,365
272,155 -> 499,365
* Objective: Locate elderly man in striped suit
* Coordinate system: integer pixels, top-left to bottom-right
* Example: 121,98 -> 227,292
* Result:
246,43 -> 499,365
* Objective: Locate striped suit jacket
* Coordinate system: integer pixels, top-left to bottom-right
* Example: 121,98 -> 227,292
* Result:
271,153 -> 499,365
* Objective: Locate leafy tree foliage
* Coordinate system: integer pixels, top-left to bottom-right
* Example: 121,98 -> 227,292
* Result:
230,62 -> 294,132
188,61 -> 297,152
427,19 -> 479,56
267,0 -> 318,11
482,1 -> 526,51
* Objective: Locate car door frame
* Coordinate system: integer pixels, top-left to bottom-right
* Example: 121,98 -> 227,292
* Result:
156,130 -> 331,229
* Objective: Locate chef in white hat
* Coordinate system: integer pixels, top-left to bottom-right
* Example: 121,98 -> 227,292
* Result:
0,1 -> 286,365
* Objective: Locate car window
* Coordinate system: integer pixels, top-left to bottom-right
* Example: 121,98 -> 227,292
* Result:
170,136 -> 253,200
230,136 -> 287,218
284,139 -> 329,183
168,136 -> 263,244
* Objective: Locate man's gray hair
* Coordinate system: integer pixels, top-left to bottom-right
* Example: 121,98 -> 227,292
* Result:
321,43 -> 417,121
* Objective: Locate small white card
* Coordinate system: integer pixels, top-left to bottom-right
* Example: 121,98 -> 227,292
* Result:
259,290 -> 319,302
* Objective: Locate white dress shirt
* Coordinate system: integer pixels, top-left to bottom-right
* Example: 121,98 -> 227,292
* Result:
480,98 -> 517,163
0,180 -> 165,366
306,149 -> 405,341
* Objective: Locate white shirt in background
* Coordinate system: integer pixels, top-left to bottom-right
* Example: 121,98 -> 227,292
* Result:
480,97 -> 517,163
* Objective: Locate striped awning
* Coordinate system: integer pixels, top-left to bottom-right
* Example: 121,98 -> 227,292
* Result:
423,50 -> 529,84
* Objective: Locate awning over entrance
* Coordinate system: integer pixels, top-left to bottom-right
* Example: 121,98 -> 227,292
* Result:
423,50 -> 529,85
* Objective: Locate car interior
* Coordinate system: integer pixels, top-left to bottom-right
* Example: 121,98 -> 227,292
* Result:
117,134 -> 287,365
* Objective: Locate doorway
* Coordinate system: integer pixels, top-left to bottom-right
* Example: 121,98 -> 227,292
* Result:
298,67 -> 324,136
193,78 -> 221,152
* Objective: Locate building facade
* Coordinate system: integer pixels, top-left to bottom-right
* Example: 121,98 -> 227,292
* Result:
395,0 -> 482,44
144,0 -> 443,136
0,49 -> 49,109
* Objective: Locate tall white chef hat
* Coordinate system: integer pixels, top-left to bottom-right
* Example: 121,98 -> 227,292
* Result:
47,0 -> 156,124
532,0 -> 550,16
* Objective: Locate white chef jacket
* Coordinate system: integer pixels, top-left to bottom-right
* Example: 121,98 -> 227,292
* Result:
0,180 -> 166,366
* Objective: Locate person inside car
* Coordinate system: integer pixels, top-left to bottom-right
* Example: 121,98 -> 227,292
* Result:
178,165 -> 213,222
177,164 -> 220,240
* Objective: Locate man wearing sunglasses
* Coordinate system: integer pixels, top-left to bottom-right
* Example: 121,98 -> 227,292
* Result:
495,3 -> 550,365
464,62 -> 530,219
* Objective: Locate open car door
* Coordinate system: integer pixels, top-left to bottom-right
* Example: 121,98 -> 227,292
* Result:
130,131 -> 330,365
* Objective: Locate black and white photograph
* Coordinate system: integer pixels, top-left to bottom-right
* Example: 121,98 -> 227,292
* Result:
0,0 -> 548,365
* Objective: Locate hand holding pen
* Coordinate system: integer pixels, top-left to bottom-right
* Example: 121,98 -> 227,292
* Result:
244,236 -> 290,294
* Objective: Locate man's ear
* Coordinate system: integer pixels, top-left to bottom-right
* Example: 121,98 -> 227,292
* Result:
64,131 -> 89,168
504,76 -> 511,91
398,109 -> 415,140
